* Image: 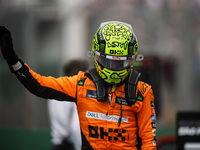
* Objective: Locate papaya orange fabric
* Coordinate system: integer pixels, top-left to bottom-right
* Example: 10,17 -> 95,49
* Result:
22,64 -> 157,150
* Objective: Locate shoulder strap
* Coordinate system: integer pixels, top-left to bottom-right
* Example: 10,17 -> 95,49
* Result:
88,68 -> 108,102
125,69 -> 141,104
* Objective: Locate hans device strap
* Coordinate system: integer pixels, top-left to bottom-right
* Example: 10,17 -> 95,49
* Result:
88,68 -> 108,102
125,69 -> 141,104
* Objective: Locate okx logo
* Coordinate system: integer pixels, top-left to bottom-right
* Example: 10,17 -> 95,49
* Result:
110,50 -> 124,55
88,125 -> 127,141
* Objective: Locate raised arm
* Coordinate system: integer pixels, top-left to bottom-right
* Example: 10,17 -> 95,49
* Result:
0,26 -> 77,102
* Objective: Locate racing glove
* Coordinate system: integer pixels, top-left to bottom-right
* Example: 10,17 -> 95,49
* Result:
0,26 -> 21,72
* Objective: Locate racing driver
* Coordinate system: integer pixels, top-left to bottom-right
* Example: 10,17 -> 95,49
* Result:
0,21 -> 157,150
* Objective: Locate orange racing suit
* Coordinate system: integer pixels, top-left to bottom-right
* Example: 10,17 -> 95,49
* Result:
12,62 -> 157,150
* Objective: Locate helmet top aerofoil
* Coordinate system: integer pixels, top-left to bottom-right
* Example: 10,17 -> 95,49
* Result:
92,21 -> 139,84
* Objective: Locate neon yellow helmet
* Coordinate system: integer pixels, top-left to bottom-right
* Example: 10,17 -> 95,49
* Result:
92,21 -> 138,84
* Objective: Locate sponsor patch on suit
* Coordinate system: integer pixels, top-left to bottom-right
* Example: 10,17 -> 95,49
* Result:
151,115 -> 156,122
86,90 -> 97,99
152,122 -> 156,128
151,101 -> 155,107
115,97 -> 132,107
151,108 -> 156,115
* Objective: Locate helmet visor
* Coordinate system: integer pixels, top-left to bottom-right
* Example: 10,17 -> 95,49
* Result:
95,51 -> 135,70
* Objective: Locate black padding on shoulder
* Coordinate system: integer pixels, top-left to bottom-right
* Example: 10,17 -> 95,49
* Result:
88,68 -> 108,102
125,69 -> 141,104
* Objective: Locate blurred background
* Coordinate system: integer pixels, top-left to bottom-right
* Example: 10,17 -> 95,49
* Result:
0,0 -> 200,149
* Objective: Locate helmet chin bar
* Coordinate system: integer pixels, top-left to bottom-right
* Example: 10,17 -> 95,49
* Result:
102,67 -> 129,84
95,60 -> 130,84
